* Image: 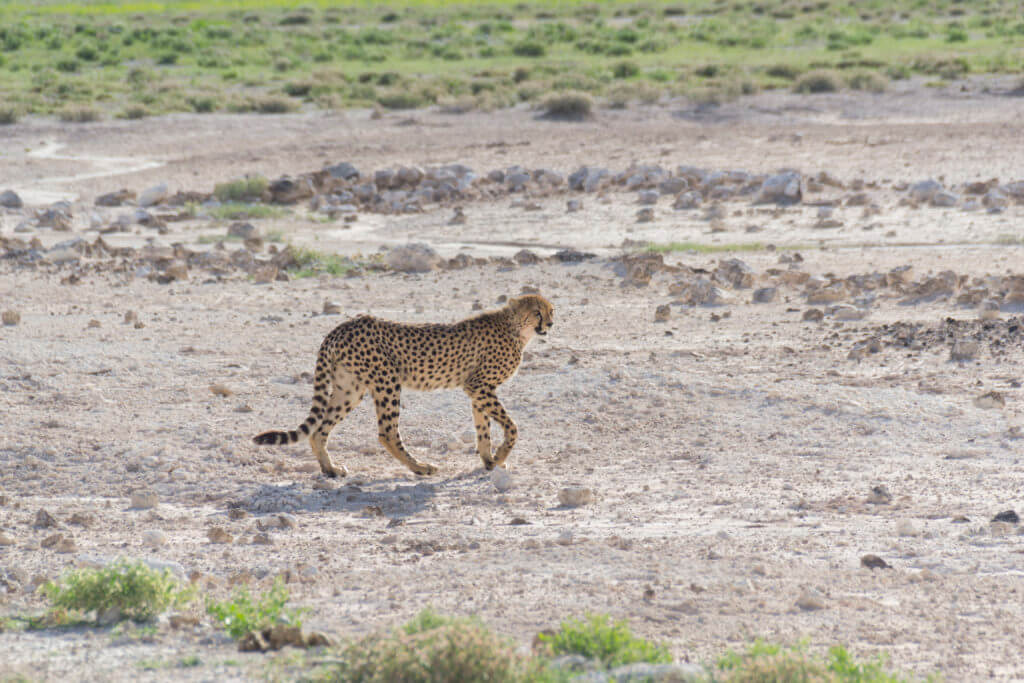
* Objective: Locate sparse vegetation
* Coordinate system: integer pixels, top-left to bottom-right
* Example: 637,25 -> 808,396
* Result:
538,91 -> 594,120
716,640 -> 913,682
646,241 -> 768,254
0,107 -> 19,125
206,578 -> 306,640
42,560 -> 191,623
794,69 -> 844,94
58,105 -> 101,123
213,176 -> 268,202
0,0 -> 1015,117
286,246 -> 364,278
536,614 -> 671,668
207,202 -> 283,220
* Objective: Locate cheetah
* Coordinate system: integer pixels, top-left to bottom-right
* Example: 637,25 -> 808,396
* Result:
253,294 -> 554,477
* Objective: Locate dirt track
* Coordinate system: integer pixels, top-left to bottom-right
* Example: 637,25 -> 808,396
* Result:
2,81 -> 1024,681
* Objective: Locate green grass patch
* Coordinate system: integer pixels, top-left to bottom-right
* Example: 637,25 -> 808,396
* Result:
536,613 -> 671,669
285,246 -> 364,278
716,640 -> 918,682
206,578 -> 306,640
213,175 -> 268,202
207,202 -> 282,220
42,560 -> 192,623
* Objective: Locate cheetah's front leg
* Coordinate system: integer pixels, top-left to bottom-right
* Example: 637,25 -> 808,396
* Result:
467,396 -> 496,470
469,388 -> 517,469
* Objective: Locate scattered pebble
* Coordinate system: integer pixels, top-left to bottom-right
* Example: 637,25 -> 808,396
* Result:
796,588 -> 826,611
323,300 -> 342,315
2,311 -> 20,326
860,554 -> 891,570
207,527 -> 233,544
34,509 -> 59,528
866,485 -> 892,505
973,391 -> 1005,409
209,384 -> 234,397
130,491 -> 159,509
558,487 -> 594,507
896,519 -> 919,537
802,308 -> 824,322
490,468 -> 513,492
653,304 -> 671,322
142,530 -> 168,547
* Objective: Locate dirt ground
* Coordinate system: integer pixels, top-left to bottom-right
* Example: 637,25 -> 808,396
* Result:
1,81 -> 1024,681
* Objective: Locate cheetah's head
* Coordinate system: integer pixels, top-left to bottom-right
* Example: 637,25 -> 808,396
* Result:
509,294 -> 554,343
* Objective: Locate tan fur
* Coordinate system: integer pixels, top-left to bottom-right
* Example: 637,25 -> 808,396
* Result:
253,294 -> 554,477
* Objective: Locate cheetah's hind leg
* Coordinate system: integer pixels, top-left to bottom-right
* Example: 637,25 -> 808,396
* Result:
309,374 -> 365,478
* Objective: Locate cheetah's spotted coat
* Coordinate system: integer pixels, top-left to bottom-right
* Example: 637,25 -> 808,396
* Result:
253,295 -> 554,476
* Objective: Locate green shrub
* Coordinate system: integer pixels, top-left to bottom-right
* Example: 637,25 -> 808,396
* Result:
255,97 -> 295,113
188,96 -> 217,113
766,63 -> 802,80
847,70 -> 888,92
536,614 -> 671,668
206,578 -> 306,640
284,81 -> 312,97
512,40 -> 546,57
119,105 -> 150,119
213,175 -> 268,202
208,202 -> 281,220
793,68 -> 843,93
612,61 -> 639,79
58,106 -> 101,123
538,90 -> 593,120
377,90 -> 426,109
328,609 -> 532,683
716,640 -> 911,682
42,560 -> 190,622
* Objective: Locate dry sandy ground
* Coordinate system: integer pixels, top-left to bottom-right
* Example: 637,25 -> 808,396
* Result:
1,82 -> 1024,681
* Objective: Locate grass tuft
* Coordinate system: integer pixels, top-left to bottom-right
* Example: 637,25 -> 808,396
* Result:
538,91 -> 594,120
58,106 -> 102,123
206,578 -> 306,640
213,176 -> 268,202
794,69 -> 844,93
42,560 -> 191,623
536,614 -> 671,668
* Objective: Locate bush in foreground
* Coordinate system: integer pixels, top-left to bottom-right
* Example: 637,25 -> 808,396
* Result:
537,613 -> 671,668
42,560 -> 189,622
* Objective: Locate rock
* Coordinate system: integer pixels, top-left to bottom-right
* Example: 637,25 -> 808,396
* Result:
757,171 -> 802,204
0,189 -> 23,209
672,191 -> 702,210
829,304 -> 867,321
326,162 -> 360,181
558,487 -> 594,507
207,527 -> 233,544
385,243 -> 441,273
670,278 -> 730,306
978,299 -> 1001,320
490,468 -> 513,492
636,208 -> 654,223
209,384 -> 233,397
795,588 -> 826,611
992,510 -> 1019,524
659,177 -> 688,195
130,491 -> 159,509
252,265 -> 278,284
228,222 -> 257,239
448,207 -> 466,225
714,258 -> 754,288
752,287 -> 777,304
950,341 -> 979,362
553,249 -> 596,263
974,391 -> 1005,409
252,532 -> 273,545
568,166 -> 610,193
860,554 -> 891,570
36,207 -> 72,230
34,509 -> 59,528
2,310 -> 20,326
566,199 -> 583,213
138,183 -> 169,207
514,249 -> 540,265
896,519 -> 919,537
142,530 -> 167,547
0,532 -> 15,546
866,485 -> 892,505
323,301 -> 342,315
908,179 -> 942,203
931,190 -> 959,207
982,189 -> 1008,211
637,190 -> 659,205
163,261 -> 188,281
654,304 -> 671,322
95,189 -> 135,207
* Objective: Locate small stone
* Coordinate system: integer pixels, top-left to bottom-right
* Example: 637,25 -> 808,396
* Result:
566,199 -> 583,213
973,391 -> 1005,409
40,533 -> 64,548
490,468 -> 513,492
908,179 -> 943,203
142,530 -> 167,547
252,532 -> 273,545
654,304 -> 671,322
123,310 -> 137,324
860,554 -> 891,570
34,509 -> 59,528
2,311 -> 20,326
802,308 -> 824,322
0,189 -> 23,208
95,189 -> 135,207
227,222 -> 257,239
556,529 -> 574,546
949,341 -> 978,362
385,243 -> 441,273
558,487 -> 594,507
252,265 -> 278,284
931,190 -> 959,207
130,491 -> 158,509
673,191 -> 702,210
992,510 -> 1019,524
978,300 -> 1000,320
87,319 -> 101,329
207,527 -> 233,544
277,513 -> 298,529
752,287 -> 777,304
795,588 -> 826,610
164,261 -> 188,281
228,507 -> 249,520
323,301 -> 342,315
896,519 -> 919,537
448,207 -> 466,225
637,190 -> 659,205
137,183 -> 169,208
209,383 -> 234,397
0,532 -> 15,546
636,208 -> 654,223
866,485 -> 892,505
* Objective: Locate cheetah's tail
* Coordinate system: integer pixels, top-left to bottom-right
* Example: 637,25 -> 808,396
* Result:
252,350 -> 333,447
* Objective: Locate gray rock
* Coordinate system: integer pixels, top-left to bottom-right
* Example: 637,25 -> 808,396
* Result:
487,169 -> 505,183
908,179 -> 943,203
983,189 -> 1008,210
506,172 -> 532,190
673,191 -> 702,210
658,177 -> 688,196
566,199 -> 583,213
1002,181 -> 1024,198
752,287 -> 777,303
757,171 -> 802,204
385,243 -> 442,273
637,190 -> 659,205
0,189 -> 23,209
137,183 -> 169,208
95,189 -> 135,207
395,166 -> 424,187
931,190 -> 959,207
228,222 -> 258,239
326,162 -> 360,180
374,168 -> 396,189
568,166 -> 610,192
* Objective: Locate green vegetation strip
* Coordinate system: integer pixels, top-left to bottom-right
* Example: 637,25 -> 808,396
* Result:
0,0 -> 1021,119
